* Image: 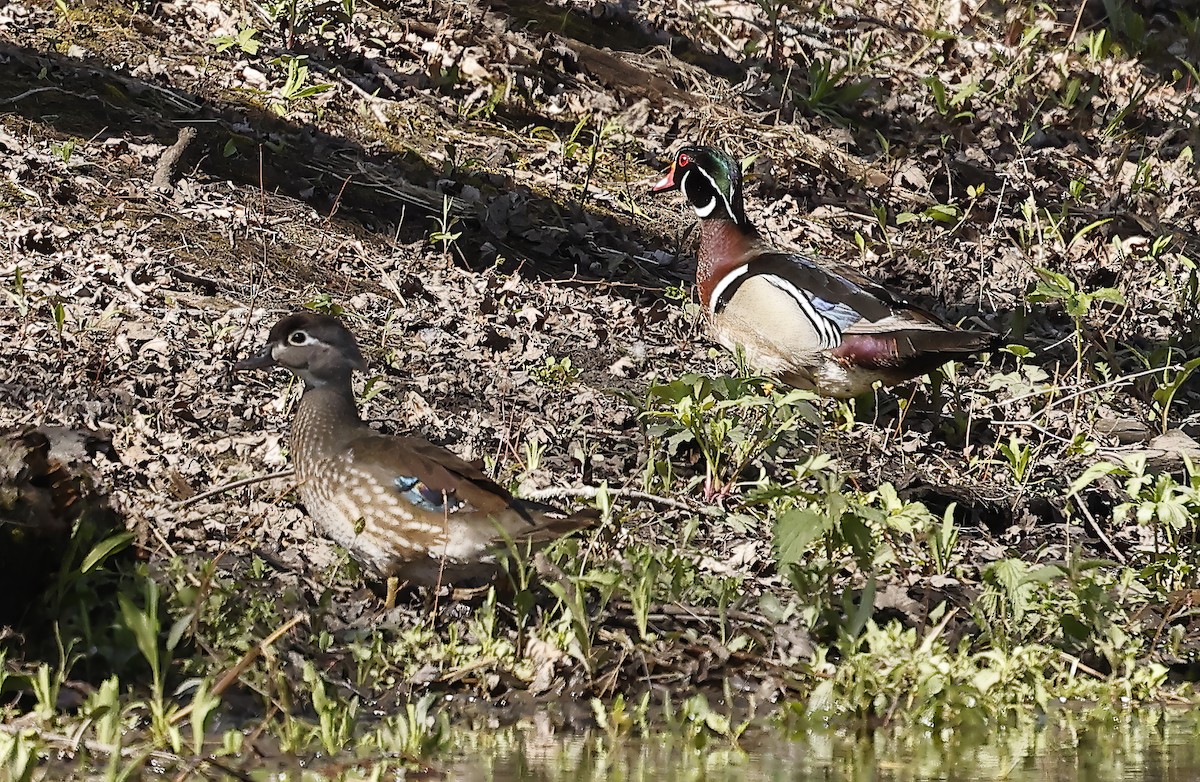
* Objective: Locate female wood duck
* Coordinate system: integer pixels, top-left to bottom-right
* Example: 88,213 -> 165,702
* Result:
651,145 -> 998,398
235,312 -> 595,602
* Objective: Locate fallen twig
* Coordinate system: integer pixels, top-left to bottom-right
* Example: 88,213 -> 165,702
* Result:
170,613 -> 306,727
174,470 -> 294,509
987,365 -> 1173,412
1057,651 -> 1115,686
1070,494 -> 1128,565
151,126 -> 198,191
307,59 -> 392,127
0,86 -> 81,105
520,485 -> 721,516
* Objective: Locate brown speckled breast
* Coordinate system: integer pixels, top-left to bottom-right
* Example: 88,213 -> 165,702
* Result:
290,390 -> 429,576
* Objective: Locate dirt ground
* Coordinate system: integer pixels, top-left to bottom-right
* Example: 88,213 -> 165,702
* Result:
2,0 -> 1200,727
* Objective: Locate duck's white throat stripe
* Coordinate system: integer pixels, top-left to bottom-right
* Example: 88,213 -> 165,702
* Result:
681,168 -> 734,221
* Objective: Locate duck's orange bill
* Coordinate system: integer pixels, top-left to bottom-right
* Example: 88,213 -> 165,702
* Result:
651,161 -> 679,192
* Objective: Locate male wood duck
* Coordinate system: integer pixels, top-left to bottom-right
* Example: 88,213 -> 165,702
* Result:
651,145 -> 998,398
235,312 -> 596,603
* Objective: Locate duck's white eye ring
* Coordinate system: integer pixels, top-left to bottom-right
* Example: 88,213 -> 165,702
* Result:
288,330 -> 312,346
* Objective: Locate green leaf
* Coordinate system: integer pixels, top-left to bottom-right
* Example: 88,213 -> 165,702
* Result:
924,203 -> 961,223
1157,501 -> 1190,530
237,28 -> 261,55
840,515 -> 875,563
984,558 -> 1029,591
1064,296 -> 1090,318
844,574 -> 876,639
773,508 -> 832,568
167,612 -> 193,652
1028,267 -> 1073,302
1067,217 -> 1113,247
1020,564 -> 1066,586
1090,286 -> 1126,306
806,678 -> 836,714
1061,613 -> 1089,642
80,531 -> 134,573
951,80 -> 980,107
118,591 -> 160,679
1068,461 -> 1124,496
1003,344 -> 1034,358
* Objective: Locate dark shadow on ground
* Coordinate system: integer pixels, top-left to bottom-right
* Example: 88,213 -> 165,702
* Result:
0,37 -> 677,297
1037,0 -> 1200,84
479,0 -> 746,81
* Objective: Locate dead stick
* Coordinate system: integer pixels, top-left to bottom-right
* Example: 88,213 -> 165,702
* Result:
1053,649 -> 1189,707
170,613 -> 306,726
520,485 -> 720,516
0,86 -> 76,104
174,469 -> 294,509
1072,494 -> 1127,565
151,126 -> 198,190
1067,0 -> 1088,43
987,365 -> 1173,411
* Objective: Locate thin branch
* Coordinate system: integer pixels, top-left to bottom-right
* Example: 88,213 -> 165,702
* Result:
174,470 -> 294,509
151,126 -> 198,191
307,60 -> 392,127
0,87 -> 80,105
170,613 -> 307,726
520,485 -> 721,516
1067,0 -> 1089,44
990,419 -> 1126,454
1070,495 -> 1127,565
986,365 -> 1173,411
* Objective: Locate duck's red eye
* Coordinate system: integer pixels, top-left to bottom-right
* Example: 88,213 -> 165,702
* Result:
677,153 -> 690,167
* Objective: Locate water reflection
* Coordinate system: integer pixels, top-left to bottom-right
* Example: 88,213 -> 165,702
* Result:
449,708 -> 1200,781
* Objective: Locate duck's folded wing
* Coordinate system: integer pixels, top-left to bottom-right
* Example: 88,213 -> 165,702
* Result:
739,253 -> 995,369
729,252 -> 898,326
343,434 -> 532,522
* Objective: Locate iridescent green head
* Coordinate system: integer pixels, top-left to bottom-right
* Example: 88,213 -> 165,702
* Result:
651,145 -> 748,228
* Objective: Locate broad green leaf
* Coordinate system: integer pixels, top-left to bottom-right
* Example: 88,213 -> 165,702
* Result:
1068,460 -> 1124,495
984,558 -> 1029,591
1020,564 -> 1067,586
840,515 -> 874,563
773,508 -> 831,567
1090,286 -> 1126,305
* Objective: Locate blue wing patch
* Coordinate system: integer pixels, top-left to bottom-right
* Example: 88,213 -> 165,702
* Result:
810,297 -> 862,332
393,476 -> 462,513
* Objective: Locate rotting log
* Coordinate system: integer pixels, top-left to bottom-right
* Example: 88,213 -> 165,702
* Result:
0,426 -> 122,629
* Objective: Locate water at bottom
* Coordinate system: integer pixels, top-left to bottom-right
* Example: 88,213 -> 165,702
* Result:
447,707 -> 1200,782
